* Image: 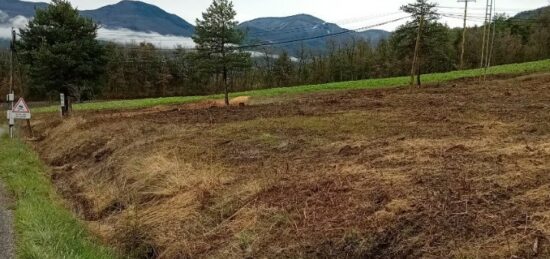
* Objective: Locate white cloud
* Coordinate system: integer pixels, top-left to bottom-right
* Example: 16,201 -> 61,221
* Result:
0,15 -> 30,39
0,14 -> 195,49
10,15 -> 30,29
97,28 -> 195,49
247,51 -> 298,62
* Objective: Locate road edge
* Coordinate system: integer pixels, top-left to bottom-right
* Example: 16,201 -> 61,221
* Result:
0,180 -> 15,259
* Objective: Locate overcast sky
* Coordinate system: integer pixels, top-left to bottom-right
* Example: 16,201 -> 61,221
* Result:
23,0 -> 550,31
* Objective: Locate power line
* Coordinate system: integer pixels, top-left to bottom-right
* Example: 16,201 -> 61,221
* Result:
103,12 -> 547,54
96,12 -> 407,42
441,13 -> 547,24
438,5 -> 529,12
237,16 -> 410,49
104,15 -> 410,52
243,12 -> 406,38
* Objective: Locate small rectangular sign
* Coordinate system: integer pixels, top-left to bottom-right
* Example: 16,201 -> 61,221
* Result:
12,112 -> 31,120
60,93 -> 65,107
8,112 -> 14,125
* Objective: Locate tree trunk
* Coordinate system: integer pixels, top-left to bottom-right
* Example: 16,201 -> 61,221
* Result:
410,14 -> 424,87
223,67 -> 229,106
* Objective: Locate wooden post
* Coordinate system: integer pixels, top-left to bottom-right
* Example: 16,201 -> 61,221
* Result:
459,0 -> 470,70
485,0 -> 497,78
480,0 -> 490,69
26,119 -> 33,138
8,28 -> 15,139
410,13 -> 425,87
483,0 -> 495,81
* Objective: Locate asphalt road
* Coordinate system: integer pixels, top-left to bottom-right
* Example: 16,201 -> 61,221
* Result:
0,125 -> 14,259
0,181 -> 14,259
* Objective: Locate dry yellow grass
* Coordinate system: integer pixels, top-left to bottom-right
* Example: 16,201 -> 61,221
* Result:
28,73 -> 550,258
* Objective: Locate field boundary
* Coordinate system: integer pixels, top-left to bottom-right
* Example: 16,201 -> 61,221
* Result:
0,136 -> 117,259
33,59 -> 550,113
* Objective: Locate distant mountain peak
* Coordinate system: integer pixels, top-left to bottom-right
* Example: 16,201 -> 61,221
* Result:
281,14 -> 325,22
80,0 -> 194,36
239,14 -> 390,55
97,0 -> 169,12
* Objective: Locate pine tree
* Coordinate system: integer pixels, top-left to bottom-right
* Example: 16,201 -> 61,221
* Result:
392,0 -> 449,85
193,0 -> 251,106
17,0 -> 105,115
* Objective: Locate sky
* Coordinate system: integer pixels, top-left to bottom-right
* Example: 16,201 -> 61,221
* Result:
23,0 -> 550,31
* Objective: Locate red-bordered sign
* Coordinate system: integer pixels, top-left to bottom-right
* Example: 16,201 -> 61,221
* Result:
12,98 -> 31,119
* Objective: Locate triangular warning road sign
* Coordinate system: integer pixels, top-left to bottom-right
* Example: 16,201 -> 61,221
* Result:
13,98 -> 31,113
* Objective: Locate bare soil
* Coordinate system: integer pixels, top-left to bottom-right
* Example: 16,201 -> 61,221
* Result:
29,73 -> 550,258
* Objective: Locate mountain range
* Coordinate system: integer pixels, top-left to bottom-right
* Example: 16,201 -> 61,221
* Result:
3,1 -> 547,54
0,0 -> 391,54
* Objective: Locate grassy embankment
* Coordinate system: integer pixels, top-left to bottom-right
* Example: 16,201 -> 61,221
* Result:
0,136 -> 117,259
33,59 -> 550,113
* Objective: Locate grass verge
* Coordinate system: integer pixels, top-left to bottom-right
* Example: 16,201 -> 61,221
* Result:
34,59 -> 550,113
0,136 -> 117,259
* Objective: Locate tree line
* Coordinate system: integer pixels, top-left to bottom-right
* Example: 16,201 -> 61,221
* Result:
1,0 -> 549,104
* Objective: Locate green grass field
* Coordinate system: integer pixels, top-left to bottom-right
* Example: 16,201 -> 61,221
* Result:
34,59 -> 550,113
0,136 -> 117,259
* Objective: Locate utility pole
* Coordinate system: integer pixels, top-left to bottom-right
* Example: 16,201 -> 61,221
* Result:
486,0 -> 497,73
8,28 -> 16,138
410,11 -> 425,87
481,0 -> 494,68
480,0 -> 490,69
481,0 -> 495,80
459,0 -> 475,70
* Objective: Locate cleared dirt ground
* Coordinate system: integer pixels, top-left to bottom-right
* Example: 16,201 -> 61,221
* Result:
29,73 -> 550,258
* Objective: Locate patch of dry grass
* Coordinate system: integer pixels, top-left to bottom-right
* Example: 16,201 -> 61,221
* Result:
28,73 -> 550,258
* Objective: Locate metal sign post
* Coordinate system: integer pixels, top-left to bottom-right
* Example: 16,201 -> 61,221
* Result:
6,93 -> 14,138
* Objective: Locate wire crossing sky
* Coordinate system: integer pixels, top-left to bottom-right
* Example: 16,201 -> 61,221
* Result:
24,0 -> 550,31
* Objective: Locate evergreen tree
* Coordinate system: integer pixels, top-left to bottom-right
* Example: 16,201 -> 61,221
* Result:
17,0 -> 105,114
392,0 -> 450,85
193,0 -> 251,106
